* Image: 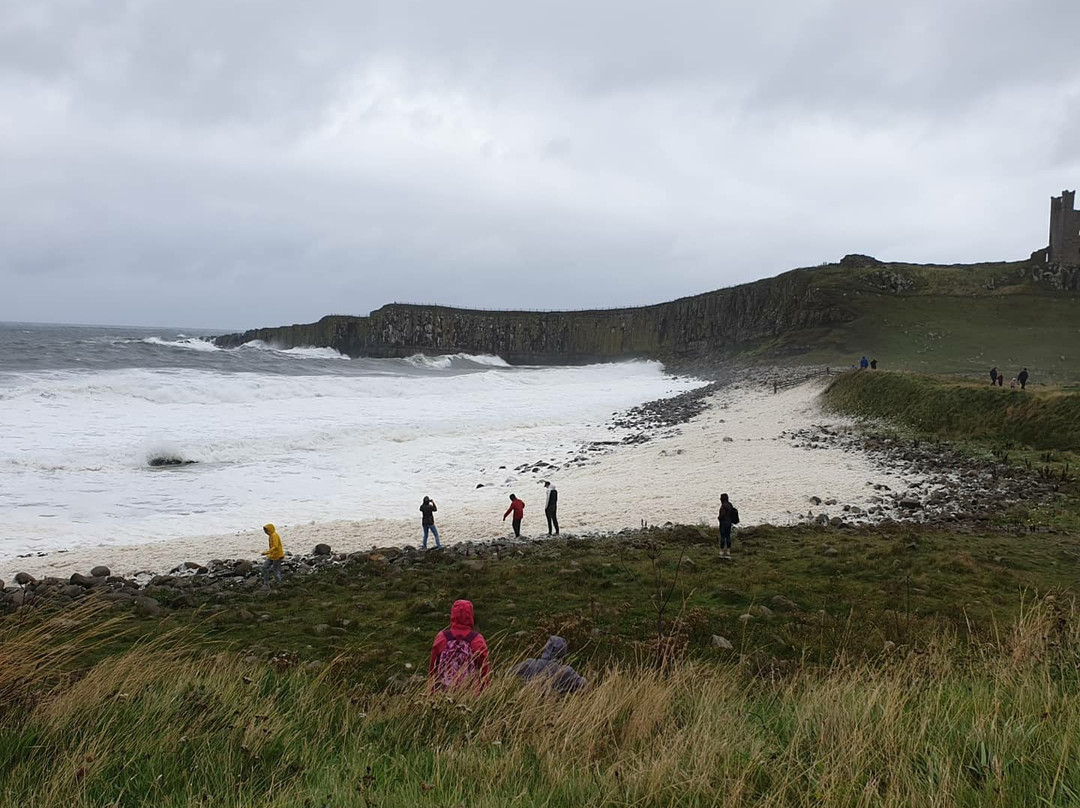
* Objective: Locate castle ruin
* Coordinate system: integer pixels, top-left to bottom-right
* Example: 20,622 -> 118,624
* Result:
1047,189 -> 1080,268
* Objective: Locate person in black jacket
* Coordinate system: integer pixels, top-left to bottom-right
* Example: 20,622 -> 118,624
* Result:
718,492 -> 738,558
420,496 -> 440,549
1018,368 -> 1029,390
544,481 -> 560,536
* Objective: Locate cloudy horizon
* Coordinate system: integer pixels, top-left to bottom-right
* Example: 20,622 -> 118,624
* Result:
3,0 -> 1078,330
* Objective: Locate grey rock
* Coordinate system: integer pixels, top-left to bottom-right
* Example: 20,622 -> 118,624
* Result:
6,589 -> 25,607
824,547 -> 839,557
749,604 -> 774,618
14,572 -> 35,586
711,634 -> 734,650
234,560 -> 254,575
313,543 -> 332,556
722,436 -> 734,443
60,584 -> 85,598
90,565 -> 111,578
461,560 -> 485,572
133,596 -> 162,617
770,595 -> 798,612
829,517 -> 844,527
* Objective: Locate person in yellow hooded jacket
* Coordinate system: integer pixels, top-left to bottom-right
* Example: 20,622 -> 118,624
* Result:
261,523 -> 284,586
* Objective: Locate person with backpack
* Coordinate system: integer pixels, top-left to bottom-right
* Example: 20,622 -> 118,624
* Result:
513,635 -> 587,694
718,493 -> 739,558
428,599 -> 490,692
543,481 -> 559,536
990,367 -> 999,386
1018,367 -> 1029,390
420,496 -> 440,549
503,494 -> 525,538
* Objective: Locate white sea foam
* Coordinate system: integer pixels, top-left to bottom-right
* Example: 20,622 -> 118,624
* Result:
140,336 -> 221,352
0,360 -> 699,556
405,353 -> 511,370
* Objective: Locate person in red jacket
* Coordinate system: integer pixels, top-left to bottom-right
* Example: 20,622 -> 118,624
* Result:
503,493 -> 525,537
429,599 -> 490,692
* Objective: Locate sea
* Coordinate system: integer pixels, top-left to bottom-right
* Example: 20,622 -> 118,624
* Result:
0,323 -> 699,560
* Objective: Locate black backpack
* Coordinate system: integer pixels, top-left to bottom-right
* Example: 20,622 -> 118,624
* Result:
730,506 -> 740,525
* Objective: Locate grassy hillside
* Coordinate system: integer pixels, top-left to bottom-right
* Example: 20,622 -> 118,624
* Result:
755,259 -> 1080,382
823,370 -> 1080,452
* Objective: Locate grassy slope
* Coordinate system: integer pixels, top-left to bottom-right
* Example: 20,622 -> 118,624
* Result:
753,259 -> 1080,382
823,370 -> 1080,451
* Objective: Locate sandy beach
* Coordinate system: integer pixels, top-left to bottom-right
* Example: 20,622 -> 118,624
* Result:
1,379 -> 916,581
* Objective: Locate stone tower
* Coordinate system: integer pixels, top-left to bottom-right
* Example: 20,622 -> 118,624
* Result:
1048,190 -> 1080,268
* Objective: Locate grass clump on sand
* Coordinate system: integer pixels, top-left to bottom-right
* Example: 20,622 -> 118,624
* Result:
2,597 -> 1080,807
824,370 -> 1080,452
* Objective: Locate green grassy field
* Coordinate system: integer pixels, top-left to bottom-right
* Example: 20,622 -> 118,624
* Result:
750,259 -> 1080,382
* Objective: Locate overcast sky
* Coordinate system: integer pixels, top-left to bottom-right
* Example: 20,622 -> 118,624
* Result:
3,0 -> 1078,330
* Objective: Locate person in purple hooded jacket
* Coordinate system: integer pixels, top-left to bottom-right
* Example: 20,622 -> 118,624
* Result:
513,635 -> 587,694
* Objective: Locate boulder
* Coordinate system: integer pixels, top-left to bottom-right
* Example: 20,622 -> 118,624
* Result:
824,546 -> 839,557
749,604 -> 774,618
90,566 -> 111,578
770,595 -> 798,612
711,634 -> 734,650
133,596 -> 162,617
313,543 -> 332,556
234,560 -> 254,575
60,585 -> 85,599
722,437 -> 734,443
6,589 -> 25,607
14,572 -> 36,586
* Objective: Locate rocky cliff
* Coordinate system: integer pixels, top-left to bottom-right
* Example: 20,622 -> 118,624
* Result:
214,267 -> 853,363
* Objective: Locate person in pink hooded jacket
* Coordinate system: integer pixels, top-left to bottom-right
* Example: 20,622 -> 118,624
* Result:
428,599 -> 491,692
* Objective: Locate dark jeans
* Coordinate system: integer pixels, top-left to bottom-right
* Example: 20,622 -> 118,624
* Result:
719,524 -> 732,550
511,518 -> 522,537
546,508 -> 559,535
263,558 -> 282,584
422,524 -> 441,548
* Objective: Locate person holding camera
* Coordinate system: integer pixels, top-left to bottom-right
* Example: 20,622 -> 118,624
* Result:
420,496 -> 441,549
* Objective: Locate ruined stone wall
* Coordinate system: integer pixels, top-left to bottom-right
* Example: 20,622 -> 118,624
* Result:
1049,190 -> 1080,269
214,268 -> 852,363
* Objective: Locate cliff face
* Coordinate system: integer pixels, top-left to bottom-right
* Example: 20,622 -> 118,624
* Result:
214,268 -> 852,363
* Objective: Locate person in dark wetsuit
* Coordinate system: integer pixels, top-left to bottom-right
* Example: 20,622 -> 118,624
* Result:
420,496 -> 440,549
1018,368 -> 1029,390
544,481 -> 559,536
990,367 -> 998,386
870,358 -> 878,370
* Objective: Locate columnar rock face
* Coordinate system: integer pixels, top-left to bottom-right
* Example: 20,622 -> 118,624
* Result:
214,268 -> 852,363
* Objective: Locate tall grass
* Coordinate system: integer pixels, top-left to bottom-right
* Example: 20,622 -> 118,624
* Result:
1,598 -> 1079,806
824,371 -> 1080,452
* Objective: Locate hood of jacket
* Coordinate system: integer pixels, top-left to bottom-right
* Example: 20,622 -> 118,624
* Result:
264,523 -> 276,535
450,599 -> 475,637
540,635 -> 568,661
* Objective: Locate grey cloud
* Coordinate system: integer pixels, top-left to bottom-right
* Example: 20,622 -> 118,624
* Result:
1,0 -> 1078,328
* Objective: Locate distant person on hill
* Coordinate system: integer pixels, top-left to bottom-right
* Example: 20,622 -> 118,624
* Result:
998,374 -> 1004,387
990,367 -> 999,386
261,523 -> 284,586
544,481 -> 559,536
870,358 -> 878,370
860,356 -> 869,370
717,493 -> 739,558
429,599 -> 490,692
514,635 -> 587,694
504,493 -> 525,537
1009,377 -> 1017,389
420,496 -> 440,549
1018,368 -> 1029,390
